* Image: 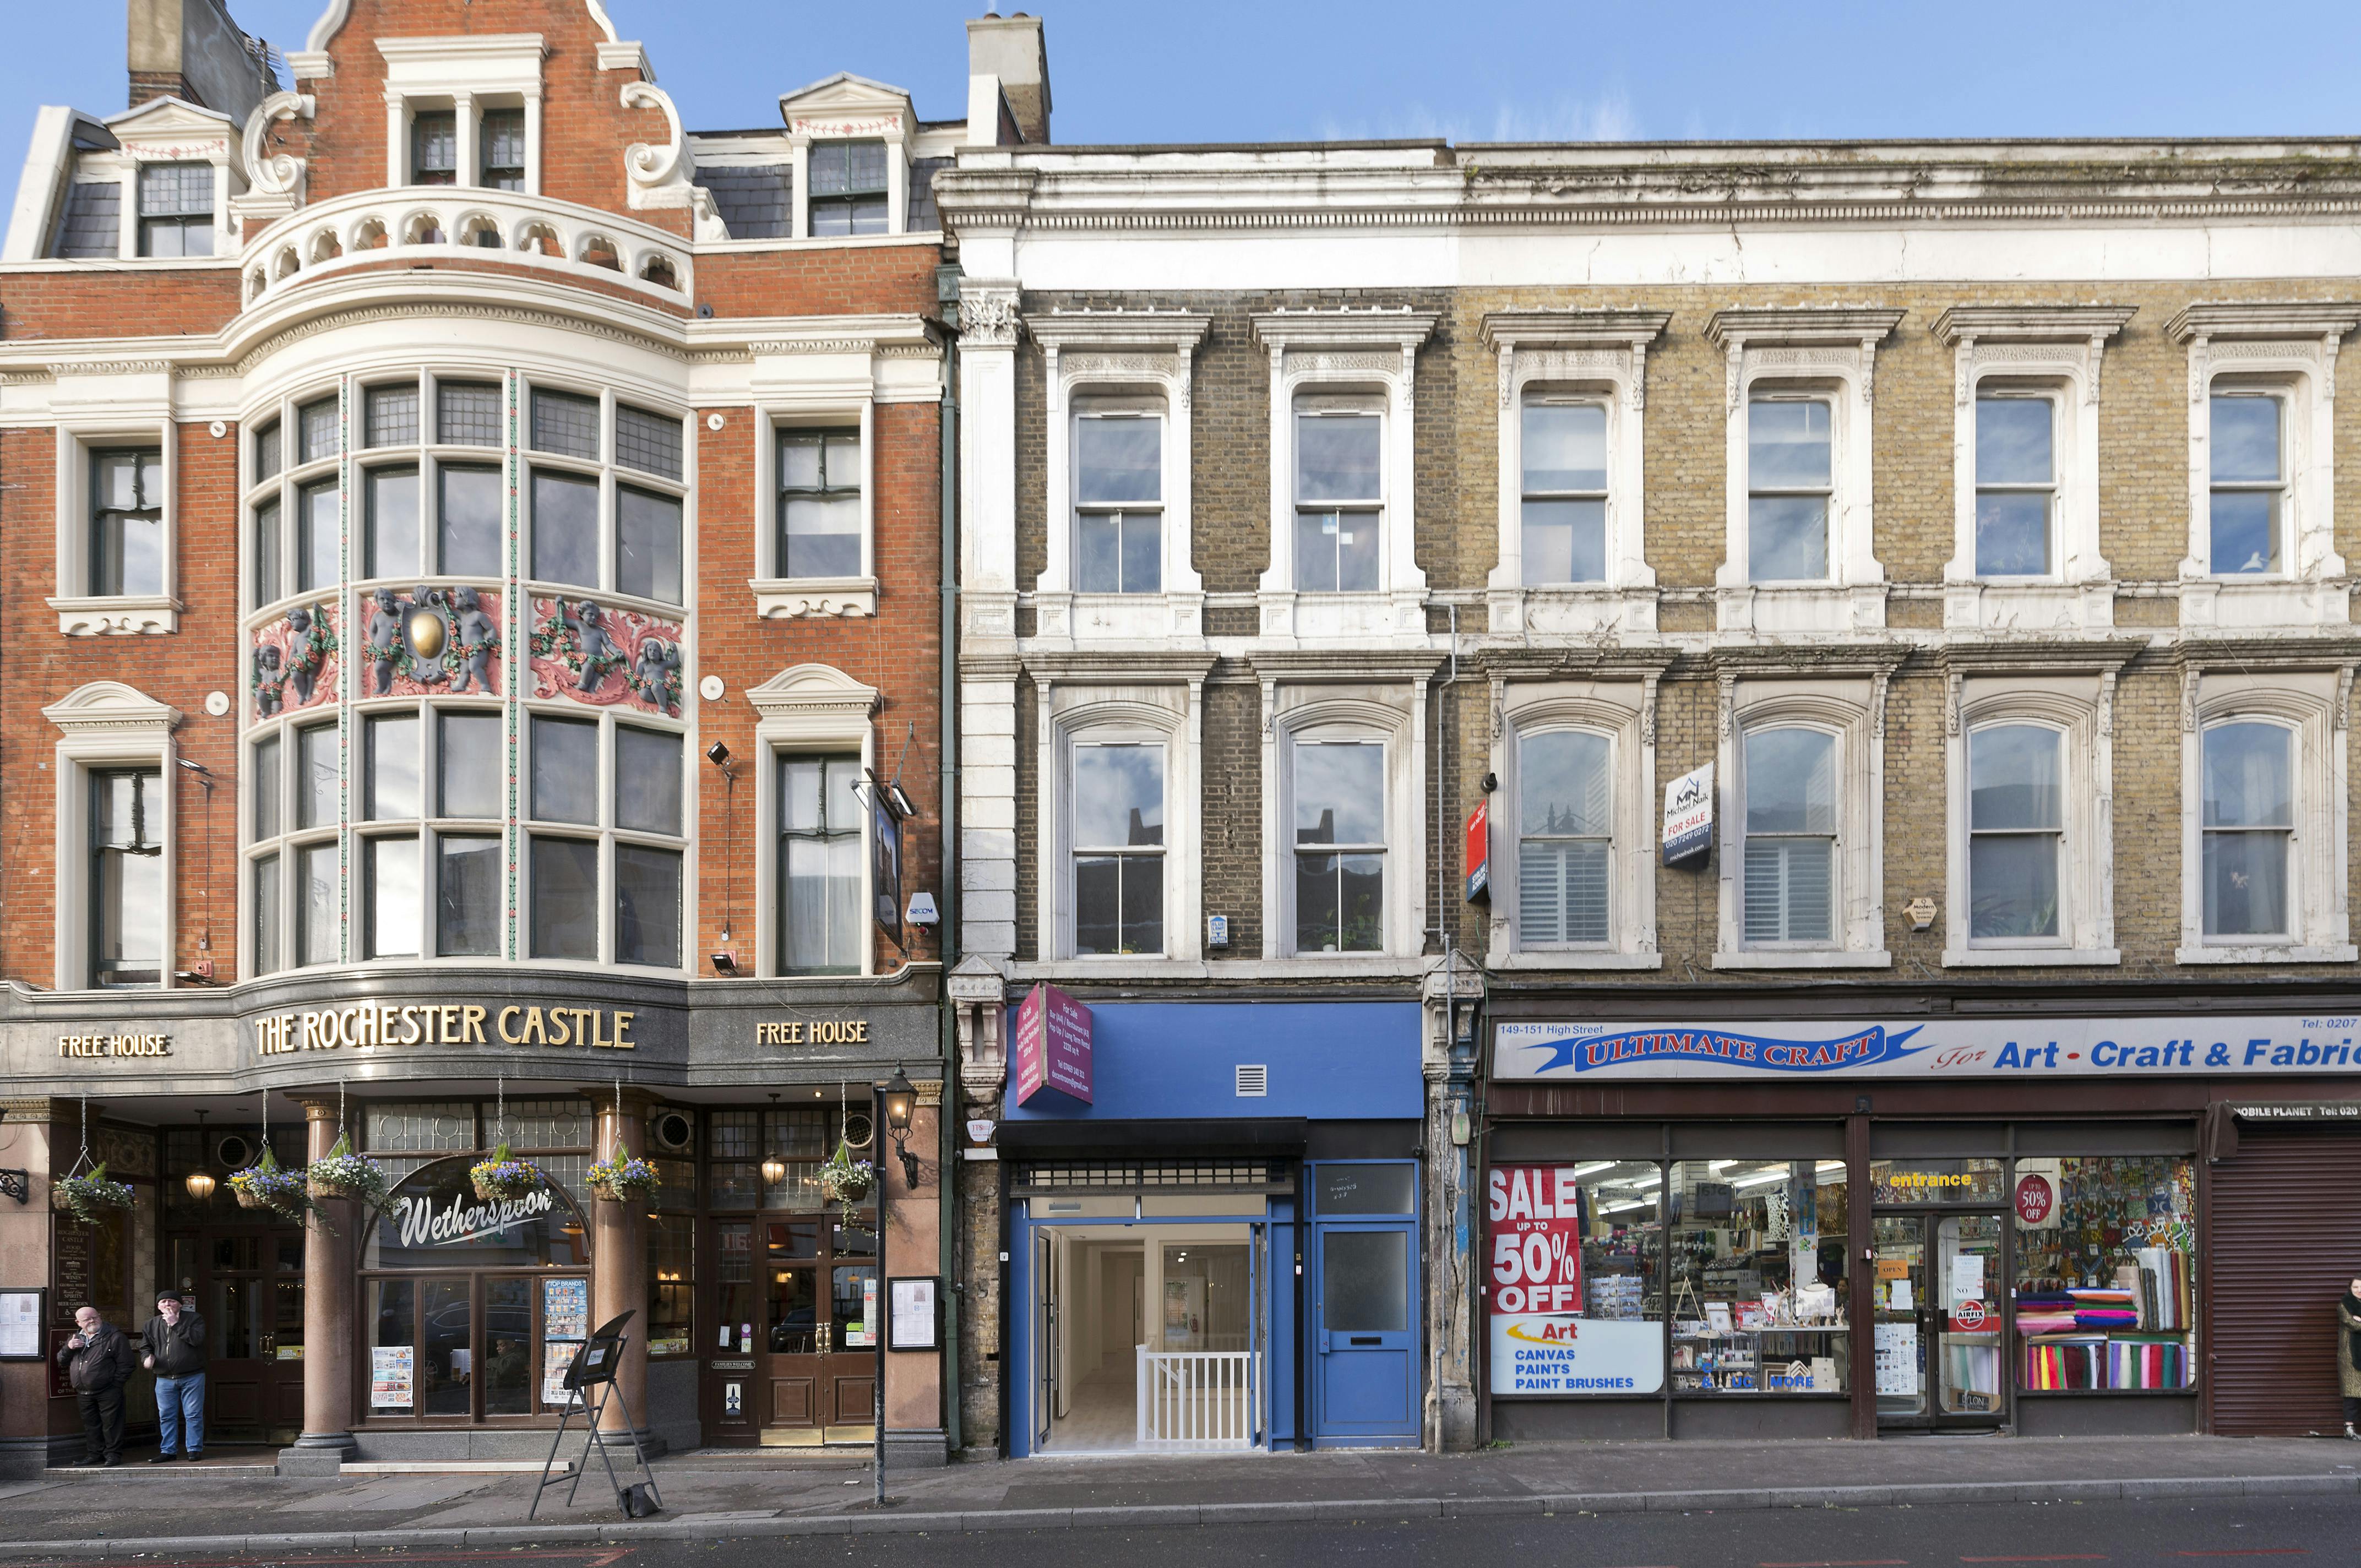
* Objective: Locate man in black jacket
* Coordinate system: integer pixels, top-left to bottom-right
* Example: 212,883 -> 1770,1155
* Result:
56,1306 -> 137,1467
140,1291 -> 207,1462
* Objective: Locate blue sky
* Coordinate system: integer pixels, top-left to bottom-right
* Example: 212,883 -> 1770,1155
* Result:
7,0 -> 2360,187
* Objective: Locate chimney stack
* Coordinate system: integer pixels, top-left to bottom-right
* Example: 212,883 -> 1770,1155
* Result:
127,0 -> 276,124
966,12 -> 1051,145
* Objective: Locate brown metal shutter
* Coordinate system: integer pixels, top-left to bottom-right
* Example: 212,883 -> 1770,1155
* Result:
2207,1126 -> 2361,1435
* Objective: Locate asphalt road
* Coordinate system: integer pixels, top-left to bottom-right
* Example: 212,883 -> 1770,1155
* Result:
34,1495 -> 2361,1568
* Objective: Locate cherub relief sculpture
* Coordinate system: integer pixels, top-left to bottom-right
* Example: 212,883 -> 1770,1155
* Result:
529,596 -> 684,717
449,586 -> 499,695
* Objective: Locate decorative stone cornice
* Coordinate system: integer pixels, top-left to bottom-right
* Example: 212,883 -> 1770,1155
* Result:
2167,301 -> 2361,344
1935,636 -> 2143,675
1025,309 -> 1210,353
1704,307 -> 1907,349
1932,304 -> 2136,346
1251,306 -> 1438,354
745,662 -> 881,725
42,680 -> 181,737
957,282 -> 1020,347
1478,309 -> 1670,353
1246,647 -> 1448,683
1022,649 -> 1217,684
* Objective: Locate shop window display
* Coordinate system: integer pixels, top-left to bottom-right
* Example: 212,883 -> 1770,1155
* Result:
2012,1156 -> 2196,1392
1668,1160 -> 1849,1394
1485,1161 -> 1664,1396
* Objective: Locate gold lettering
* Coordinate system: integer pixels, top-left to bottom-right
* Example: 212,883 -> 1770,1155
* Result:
300,1011 -> 323,1051
522,1007 -> 546,1044
401,1006 -> 422,1046
583,1009 -> 605,1049
613,1011 -> 634,1048
547,1007 -> 573,1047
851,1020 -> 868,1043
462,1005 -> 487,1043
498,1005 -> 523,1044
438,1005 -> 460,1044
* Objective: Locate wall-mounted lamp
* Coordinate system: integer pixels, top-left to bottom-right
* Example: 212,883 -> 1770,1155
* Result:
707,742 -> 740,945
759,1092 -> 787,1186
880,1067 -> 919,1191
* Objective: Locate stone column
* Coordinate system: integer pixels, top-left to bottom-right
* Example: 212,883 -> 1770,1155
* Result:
0,1100 -> 57,1478
280,1098 -> 356,1474
882,1081 -> 946,1466
949,957 -> 1007,1457
1422,956 -> 1481,1452
587,1088 -> 657,1454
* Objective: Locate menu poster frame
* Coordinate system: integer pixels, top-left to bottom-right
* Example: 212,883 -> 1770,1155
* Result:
0,1288 -> 45,1360
541,1276 -> 589,1341
888,1276 -> 939,1352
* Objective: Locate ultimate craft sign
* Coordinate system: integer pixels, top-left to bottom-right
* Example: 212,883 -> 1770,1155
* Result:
1495,1015 -> 2361,1081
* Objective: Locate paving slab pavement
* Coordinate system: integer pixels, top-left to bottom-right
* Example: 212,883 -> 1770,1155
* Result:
0,1435 -> 2355,1558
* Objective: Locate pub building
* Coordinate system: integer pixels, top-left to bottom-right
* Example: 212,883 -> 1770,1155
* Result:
1481,992 -> 2361,1442
0,0 -> 1037,1475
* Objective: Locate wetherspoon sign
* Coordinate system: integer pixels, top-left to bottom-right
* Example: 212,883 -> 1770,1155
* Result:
1011,982 -> 1092,1107
1495,1015 -> 2361,1081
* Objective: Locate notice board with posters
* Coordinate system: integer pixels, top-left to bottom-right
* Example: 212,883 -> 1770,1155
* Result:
1486,1164 -> 1663,1396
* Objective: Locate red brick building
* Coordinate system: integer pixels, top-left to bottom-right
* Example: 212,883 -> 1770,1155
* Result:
0,0 -> 1043,1473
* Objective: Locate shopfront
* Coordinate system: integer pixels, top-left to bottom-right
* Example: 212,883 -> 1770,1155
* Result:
0,968 -> 949,1477
1482,1004 -> 2360,1442
999,999 -> 1424,1455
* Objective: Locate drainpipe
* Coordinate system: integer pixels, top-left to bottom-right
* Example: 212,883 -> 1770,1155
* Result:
936,266 -> 962,1456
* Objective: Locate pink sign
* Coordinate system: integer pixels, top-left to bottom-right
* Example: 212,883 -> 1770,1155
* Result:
1012,983 -> 1093,1107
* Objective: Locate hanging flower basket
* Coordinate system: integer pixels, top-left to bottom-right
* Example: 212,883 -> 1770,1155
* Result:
307,1134 -> 389,1205
52,1164 -> 133,1226
586,1143 -> 660,1204
817,1142 -> 874,1207
229,1145 -> 315,1223
470,1142 -> 544,1203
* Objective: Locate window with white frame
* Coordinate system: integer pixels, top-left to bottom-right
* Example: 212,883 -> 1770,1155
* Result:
1074,410 -> 1163,594
1071,742 -> 1165,956
89,767 -> 164,987
1293,401 -> 1382,593
1975,394 -> 2057,576
135,163 -> 213,257
1747,396 -> 1833,581
2199,720 -> 2293,939
526,714 -> 685,968
2207,391 -> 2285,575
808,141 -> 889,236
1293,740 -> 1386,953
1967,723 -> 2062,941
481,109 -> 527,190
411,110 -> 458,186
2176,666 -> 2353,964
528,386 -> 686,603
1740,726 -> 1837,944
777,427 -> 862,580
1521,398 -> 1608,584
777,753 -> 864,975
1516,729 -> 1612,943
90,447 -> 164,598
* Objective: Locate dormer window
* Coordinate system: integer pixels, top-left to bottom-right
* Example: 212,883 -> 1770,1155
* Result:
481,109 -> 527,191
808,141 -> 888,236
135,164 -> 213,258
412,111 -> 459,186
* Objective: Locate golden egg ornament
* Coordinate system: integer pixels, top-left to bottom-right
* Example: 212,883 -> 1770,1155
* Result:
406,607 -> 447,660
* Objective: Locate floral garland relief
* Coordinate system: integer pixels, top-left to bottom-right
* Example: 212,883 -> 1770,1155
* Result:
252,602 -> 340,720
529,597 -> 683,717
357,586 -> 504,699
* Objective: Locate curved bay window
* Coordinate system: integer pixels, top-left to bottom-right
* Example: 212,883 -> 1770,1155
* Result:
359,1101 -> 592,1426
704,1102 -> 879,1446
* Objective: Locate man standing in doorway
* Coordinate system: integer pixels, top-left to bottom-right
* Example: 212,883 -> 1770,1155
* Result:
141,1289 -> 208,1462
56,1305 -> 137,1467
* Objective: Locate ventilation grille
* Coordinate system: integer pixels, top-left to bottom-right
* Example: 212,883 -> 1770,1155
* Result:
1236,1064 -> 1268,1098
1015,1159 -> 1286,1193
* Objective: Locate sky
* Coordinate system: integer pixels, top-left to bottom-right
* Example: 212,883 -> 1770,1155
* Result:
6,0 -> 2361,188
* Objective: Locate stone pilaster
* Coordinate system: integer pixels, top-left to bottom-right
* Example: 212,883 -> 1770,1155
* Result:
1422,955 -> 1483,1452
948,956 -> 1007,1457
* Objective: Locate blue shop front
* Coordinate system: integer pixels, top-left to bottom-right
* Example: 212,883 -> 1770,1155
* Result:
1002,1000 -> 1424,1454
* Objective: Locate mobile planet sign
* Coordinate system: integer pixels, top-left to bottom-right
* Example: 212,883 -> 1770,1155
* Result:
1495,1015 -> 2361,1082
1488,1164 -> 1663,1396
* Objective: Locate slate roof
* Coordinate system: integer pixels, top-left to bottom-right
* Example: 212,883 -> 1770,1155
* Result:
53,181 -> 120,259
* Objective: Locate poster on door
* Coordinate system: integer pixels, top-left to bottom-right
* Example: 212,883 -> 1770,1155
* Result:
541,1341 -> 579,1408
542,1277 -> 589,1341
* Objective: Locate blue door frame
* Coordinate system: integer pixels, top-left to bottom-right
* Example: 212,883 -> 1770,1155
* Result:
1307,1161 -> 1422,1449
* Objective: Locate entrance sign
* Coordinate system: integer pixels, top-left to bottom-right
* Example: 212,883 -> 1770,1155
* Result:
1661,763 -> 1712,867
1012,982 -> 1093,1107
1497,1015 -> 2361,1081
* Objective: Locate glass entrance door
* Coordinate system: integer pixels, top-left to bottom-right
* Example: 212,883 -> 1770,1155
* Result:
1873,1212 -> 2008,1430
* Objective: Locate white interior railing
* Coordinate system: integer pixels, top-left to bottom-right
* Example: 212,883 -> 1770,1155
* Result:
1135,1346 -> 1258,1451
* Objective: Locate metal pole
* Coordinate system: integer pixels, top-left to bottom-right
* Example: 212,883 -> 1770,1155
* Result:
874,1081 -> 886,1507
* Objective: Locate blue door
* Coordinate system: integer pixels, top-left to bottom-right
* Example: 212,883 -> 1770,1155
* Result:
1310,1211 -> 1419,1446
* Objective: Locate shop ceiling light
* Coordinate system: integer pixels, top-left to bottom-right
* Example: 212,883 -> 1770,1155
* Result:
1571,1161 -> 1617,1178
1733,1168 -> 1791,1189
